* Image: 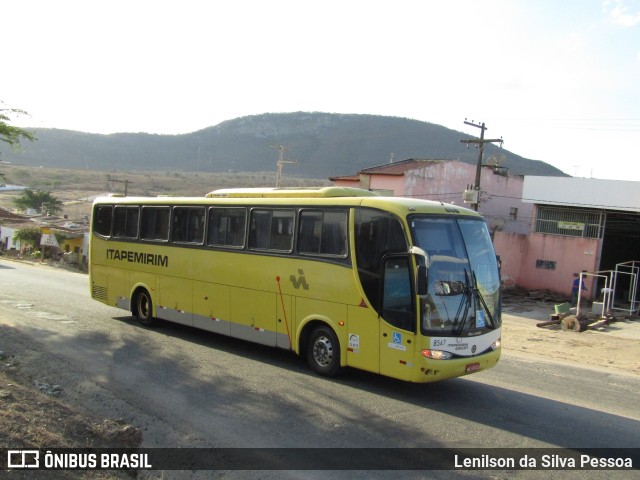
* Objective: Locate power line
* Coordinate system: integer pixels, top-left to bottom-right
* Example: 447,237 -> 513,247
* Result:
485,118 -> 640,132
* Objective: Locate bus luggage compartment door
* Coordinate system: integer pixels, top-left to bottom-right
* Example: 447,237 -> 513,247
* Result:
230,287 -> 277,347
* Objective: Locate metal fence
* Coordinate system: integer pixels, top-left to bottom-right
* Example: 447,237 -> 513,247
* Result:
534,206 -> 604,239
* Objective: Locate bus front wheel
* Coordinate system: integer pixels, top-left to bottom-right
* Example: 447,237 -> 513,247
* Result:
134,289 -> 155,327
307,326 -> 342,377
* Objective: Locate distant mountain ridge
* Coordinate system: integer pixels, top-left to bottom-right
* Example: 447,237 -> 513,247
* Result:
1,112 -> 567,178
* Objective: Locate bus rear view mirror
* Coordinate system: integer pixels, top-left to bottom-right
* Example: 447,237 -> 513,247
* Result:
434,280 -> 466,296
416,265 -> 428,296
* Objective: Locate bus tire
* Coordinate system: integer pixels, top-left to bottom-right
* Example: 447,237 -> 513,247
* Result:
307,326 -> 342,377
134,289 -> 155,327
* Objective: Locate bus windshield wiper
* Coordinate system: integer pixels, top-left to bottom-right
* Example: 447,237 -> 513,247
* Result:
471,270 -> 495,329
454,270 -> 473,335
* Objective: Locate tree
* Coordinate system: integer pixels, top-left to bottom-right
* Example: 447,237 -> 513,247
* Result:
0,104 -> 36,151
13,189 -> 63,215
13,227 -> 41,249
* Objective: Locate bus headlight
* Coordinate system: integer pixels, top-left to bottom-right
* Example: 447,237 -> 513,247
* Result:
491,337 -> 501,350
420,349 -> 452,360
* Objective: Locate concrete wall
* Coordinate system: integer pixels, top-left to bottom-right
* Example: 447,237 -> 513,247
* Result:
493,232 -> 527,288
0,225 -> 20,250
494,230 -> 600,296
366,174 -> 406,194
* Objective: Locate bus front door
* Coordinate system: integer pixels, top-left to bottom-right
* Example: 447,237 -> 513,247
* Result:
379,255 -> 416,381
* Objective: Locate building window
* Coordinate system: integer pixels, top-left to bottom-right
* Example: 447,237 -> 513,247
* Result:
534,206 -> 604,239
510,207 -> 518,220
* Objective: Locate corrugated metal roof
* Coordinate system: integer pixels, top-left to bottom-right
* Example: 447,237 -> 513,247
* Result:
328,174 -> 359,181
0,208 -> 30,222
523,176 -> 640,213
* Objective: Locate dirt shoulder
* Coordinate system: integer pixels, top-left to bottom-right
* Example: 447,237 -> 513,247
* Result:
0,325 -> 142,479
502,302 -> 640,377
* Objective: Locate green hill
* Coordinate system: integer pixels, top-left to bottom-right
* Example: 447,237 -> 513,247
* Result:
1,112 -> 566,178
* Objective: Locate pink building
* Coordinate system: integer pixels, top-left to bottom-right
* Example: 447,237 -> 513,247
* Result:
495,176 -> 640,302
330,158 -> 532,235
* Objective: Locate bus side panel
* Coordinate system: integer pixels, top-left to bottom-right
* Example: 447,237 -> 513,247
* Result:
90,264 -> 110,306
229,287 -> 277,347
193,281 -> 231,336
379,320 -> 416,382
276,294 -> 293,349
108,266 -> 130,311
345,304 -> 379,374
157,276 -> 193,326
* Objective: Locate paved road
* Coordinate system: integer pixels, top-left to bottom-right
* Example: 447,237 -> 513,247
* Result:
0,259 -> 638,479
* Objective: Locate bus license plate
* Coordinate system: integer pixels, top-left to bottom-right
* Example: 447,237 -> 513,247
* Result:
465,362 -> 480,373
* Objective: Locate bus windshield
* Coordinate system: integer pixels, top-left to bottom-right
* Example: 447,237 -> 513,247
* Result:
410,216 -> 501,336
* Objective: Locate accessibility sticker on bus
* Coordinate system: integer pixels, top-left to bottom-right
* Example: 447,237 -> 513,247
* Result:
388,332 -> 406,351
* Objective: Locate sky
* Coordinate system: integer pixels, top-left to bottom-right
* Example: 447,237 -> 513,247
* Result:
2,0 -> 639,181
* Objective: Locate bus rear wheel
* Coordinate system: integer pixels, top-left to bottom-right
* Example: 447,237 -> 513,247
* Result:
134,289 -> 155,327
307,326 -> 341,377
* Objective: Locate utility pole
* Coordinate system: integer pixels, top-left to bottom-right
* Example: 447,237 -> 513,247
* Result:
460,119 -> 503,211
271,144 -> 298,188
106,176 -> 131,196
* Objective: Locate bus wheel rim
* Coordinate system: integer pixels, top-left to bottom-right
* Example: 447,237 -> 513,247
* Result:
312,336 -> 334,367
139,295 -> 149,318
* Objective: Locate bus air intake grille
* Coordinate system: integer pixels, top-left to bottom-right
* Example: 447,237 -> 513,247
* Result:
92,285 -> 108,301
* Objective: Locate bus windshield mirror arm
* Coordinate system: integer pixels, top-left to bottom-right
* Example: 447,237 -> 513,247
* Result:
410,246 -> 429,296
409,246 -> 429,266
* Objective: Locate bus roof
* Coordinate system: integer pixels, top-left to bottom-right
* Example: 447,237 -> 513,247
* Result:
206,187 -> 379,198
93,189 -> 481,218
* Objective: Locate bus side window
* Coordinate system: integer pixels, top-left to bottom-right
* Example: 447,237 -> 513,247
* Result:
354,208 -> 408,312
187,208 -> 205,243
172,207 -> 205,244
227,209 -> 247,246
270,212 -> 293,251
249,210 -> 272,249
298,210 -> 347,256
298,212 -> 322,253
320,210 -> 347,256
249,209 -> 294,252
93,205 -> 113,237
382,256 -> 414,331
140,207 -> 170,241
113,206 -> 139,239
208,207 -> 247,248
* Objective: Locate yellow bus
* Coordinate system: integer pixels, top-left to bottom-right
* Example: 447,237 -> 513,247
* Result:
89,187 -> 501,382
